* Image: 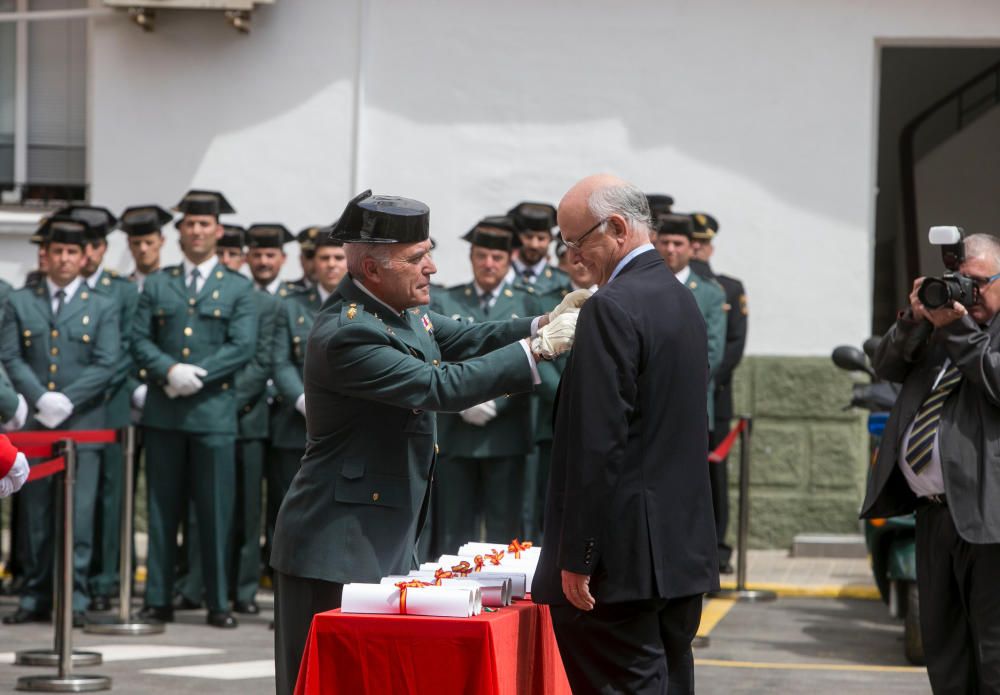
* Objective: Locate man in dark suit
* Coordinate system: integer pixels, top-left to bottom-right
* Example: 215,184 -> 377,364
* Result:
861,232 -> 1000,694
533,174 -> 719,695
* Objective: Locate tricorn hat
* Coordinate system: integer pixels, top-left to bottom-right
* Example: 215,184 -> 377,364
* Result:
329,190 -> 430,244
462,216 -> 522,252
690,212 -> 719,241
174,189 -> 236,217
119,205 -> 173,237
645,194 -> 675,217
656,213 -> 694,239
40,216 -> 88,247
247,224 -> 294,249
218,224 -> 247,249
508,202 -> 557,233
55,205 -> 118,241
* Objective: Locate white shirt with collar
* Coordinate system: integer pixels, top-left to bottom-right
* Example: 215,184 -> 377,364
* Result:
674,265 -> 692,285
317,284 -> 333,304
512,257 -> 549,284
84,262 -> 105,290
133,270 -> 148,293
182,256 -> 219,295
474,281 -> 504,312
46,276 -> 83,315
256,276 -> 283,296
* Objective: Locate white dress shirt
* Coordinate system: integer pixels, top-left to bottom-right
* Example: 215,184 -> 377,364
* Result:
256,276 -> 283,295
318,284 -> 333,304
182,256 -> 219,294
84,263 -> 105,290
674,265 -> 691,285
46,276 -> 83,315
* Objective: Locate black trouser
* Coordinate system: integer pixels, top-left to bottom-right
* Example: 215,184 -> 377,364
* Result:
550,594 -> 703,695
273,571 -> 343,695
916,502 -> 1000,694
709,422 -> 731,569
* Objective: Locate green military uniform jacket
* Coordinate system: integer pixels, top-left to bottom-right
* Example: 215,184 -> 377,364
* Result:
234,290 -> 279,441
0,279 -> 17,422
683,268 -> 727,422
131,261 -> 258,435
511,261 -> 572,296
88,269 -> 138,429
0,282 -> 119,431
271,288 -> 324,451
431,281 -> 541,458
270,275 -> 538,585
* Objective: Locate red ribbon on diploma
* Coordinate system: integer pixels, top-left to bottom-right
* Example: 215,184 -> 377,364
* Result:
485,549 -> 505,566
507,538 -> 533,559
451,561 -> 472,577
433,568 -> 453,585
394,580 -> 431,615
473,556 -> 485,572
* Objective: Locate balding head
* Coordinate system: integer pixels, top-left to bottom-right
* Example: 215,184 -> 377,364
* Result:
557,174 -> 653,287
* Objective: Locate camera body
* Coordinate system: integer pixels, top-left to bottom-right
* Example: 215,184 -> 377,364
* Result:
917,226 -> 975,310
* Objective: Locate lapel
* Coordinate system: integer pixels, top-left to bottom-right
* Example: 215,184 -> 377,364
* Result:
338,278 -> 435,360
31,285 -> 54,325
490,281 -> 518,318
195,264 -> 227,305
167,266 -> 189,303
55,284 -> 90,327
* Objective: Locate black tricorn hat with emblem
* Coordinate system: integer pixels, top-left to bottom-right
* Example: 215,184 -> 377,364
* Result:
173,189 -> 236,217
507,202 -> 557,233
329,190 -> 430,244
656,213 -> 694,239
690,212 -> 719,241
246,224 -> 294,249
313,224 -> 342,248
297,226 -> 324,254
119,205 -> 173,237
462,216 -> 522,252
40,216 -> 88,247
56,205 -> 118,241
218,224 -> 246,249
645,194 -> 675,217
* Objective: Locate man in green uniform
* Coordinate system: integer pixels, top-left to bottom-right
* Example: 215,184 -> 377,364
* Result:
654,214 -> 727,421
0,217 -> 120,626
506,202 -> 573,295
246,224 -> 297,299
121,205 -> 171,292
690,212 -> 748,574
431,217 -> 541,553
267,231 -> 346,571
288,227 -> 322,291
132,189 -> 257,629
270,191 -> 585,695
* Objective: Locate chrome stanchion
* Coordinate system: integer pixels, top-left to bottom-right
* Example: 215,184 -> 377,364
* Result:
17,440 -> 111,691
710,418 -> 776,603
86,427 -> 164,636
16,442 -> 102,669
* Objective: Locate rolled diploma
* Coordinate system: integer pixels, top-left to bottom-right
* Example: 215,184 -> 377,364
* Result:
341,582 -> 473,618
381,576 -> 482,614
404,571 -> 507,607
434,555 -> 529,597
458,542 -> 542,560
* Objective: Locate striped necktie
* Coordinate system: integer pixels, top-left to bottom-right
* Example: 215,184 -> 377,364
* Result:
905,364 -> 962,474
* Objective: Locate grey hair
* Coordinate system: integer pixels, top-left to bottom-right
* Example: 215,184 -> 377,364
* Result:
345,242 -> 393,279
964,234 -> 1000,271
586,182 -> 653,239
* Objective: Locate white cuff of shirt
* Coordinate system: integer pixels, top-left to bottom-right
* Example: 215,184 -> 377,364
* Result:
530,316 -> 542,338
520,339 -> 542,386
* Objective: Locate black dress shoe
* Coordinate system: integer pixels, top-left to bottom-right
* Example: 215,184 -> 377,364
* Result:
138,605 -> 174,622
3,608 -> 49,625
233,601 -> 259,615
206,611 -> 238,629
89,595 -> 111,612
173,595 -> 203,611
72,611 -> 87,628
720,562 -> 735,575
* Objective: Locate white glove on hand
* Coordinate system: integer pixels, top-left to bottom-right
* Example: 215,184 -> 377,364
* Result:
167,364 -> 207,397
2,394 -> 28,433
0,452 -> 29,497
35,392 -> 74,429
548,289 -> 593,322
295,394 -> 307,416
532,311 -> 579,359
131,384 -> 148,410
460,400 -> 498,426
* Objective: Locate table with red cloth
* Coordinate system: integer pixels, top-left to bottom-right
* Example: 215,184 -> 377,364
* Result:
294,598 -> 572,695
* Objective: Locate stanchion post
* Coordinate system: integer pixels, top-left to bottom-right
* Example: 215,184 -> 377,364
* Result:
85,427 -> 164,635
709,417 -> 776,603
17,440 -> 111,691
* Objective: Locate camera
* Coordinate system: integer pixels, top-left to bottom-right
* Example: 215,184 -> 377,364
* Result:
917,226 -> 976,309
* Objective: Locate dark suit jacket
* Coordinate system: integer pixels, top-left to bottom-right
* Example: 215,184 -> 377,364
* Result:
533,249 -> 720,605
861,311 -> 1000,544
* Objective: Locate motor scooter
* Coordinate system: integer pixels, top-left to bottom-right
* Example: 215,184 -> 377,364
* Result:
832,341 -> 924,666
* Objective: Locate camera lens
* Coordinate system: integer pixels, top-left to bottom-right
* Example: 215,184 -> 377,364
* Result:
919,278 -> 951,309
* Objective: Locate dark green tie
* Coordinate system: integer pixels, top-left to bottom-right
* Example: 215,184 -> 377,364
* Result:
906,364 -> 962,474
188,268 -> 201,299
53,289 -> 65,317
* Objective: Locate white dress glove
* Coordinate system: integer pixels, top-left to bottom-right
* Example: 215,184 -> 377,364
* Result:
131,384 -> 148,410
531,311 -> 579,359
0,452 -> 29,497
460,400 -> 497,426
2,394 -> 28,432
295,394 -> 307,416
35,392 -> 74,429
548,288 -> 593,322
167,364 -> 207,397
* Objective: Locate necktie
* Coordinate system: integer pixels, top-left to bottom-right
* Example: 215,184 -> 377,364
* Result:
479,292 -> 491,315
188,268 -> 201,297
522,267 -> 535,282
53,289 -> 65,317
906,364 -> 962,474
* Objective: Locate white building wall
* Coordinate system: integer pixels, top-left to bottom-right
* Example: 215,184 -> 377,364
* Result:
6,0 -> 1000,354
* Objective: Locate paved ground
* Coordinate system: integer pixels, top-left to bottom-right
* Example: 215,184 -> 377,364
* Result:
719,549 -> 878,598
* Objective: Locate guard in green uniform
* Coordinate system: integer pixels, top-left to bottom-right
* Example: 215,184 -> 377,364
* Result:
267,231 -> 345,570
431,217 -> 541,553
654,214 -> 726,421
271,191 -> 581,695
246,223 -> 297,299
58,205 -> 141,611
690,212 -> 748,574
506,202 -> 573,295
121,205 -> 171,292
0,217 -> 120,626
288,226 -> 322,291
132,189 -> 257,629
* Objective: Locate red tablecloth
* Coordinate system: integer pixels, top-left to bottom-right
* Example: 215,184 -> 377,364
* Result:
295,599 -> 572,695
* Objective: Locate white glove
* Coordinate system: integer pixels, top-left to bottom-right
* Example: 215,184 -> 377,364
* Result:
548,289 -> 593,322
0,452 -> 29,497
531,311 -> 579,359
2,394 -> 28,432
35,392 -> 74,429
131,384 -> 148,410
460,400 -> 497,426
295,394 -> 307,416
167,364 -> 207,397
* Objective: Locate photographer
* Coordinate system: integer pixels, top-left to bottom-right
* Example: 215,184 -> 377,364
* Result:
861,232 -> 1000,694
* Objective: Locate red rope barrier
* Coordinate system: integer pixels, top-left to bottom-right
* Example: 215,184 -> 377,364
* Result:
709,418 -> 749,464
7,429 -> 117,482
26,457 -> 66,482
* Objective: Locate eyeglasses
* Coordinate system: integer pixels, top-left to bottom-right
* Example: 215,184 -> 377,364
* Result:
563,218 -> 608,251
967,271 -> 1000,289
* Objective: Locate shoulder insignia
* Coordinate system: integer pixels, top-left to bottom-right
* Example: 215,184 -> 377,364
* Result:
101,277 -> 111,287
215,270 -> 224,280
347,304 -> 358,320
503,288 -> 513,298
740,294 -> 749,316
545,269 -> 552,279
35,287 -> 44,296
171,268 -> 181,277
688,281 -> 697,289
464,288 -> 472,297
